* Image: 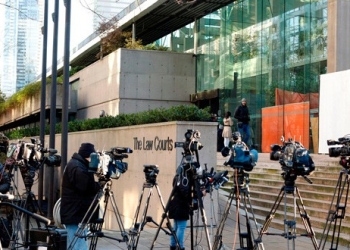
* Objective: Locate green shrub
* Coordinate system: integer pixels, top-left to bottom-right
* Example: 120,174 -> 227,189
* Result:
5,105 -> 211,140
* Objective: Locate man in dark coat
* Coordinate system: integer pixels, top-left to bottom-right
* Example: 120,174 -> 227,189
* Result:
60,143 -> 101,250
0,163 -> 10,194
234,98 -> 251,147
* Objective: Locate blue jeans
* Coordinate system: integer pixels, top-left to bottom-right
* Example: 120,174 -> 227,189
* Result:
238,123 -> 251,146
65,224 -> 88,250
170,219 -> 188,248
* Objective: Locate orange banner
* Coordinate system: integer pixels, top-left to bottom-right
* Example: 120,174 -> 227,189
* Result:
275,88 -> 319,109
261,102 -> 310,152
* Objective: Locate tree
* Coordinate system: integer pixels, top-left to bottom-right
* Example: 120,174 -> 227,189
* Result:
96,17 -> 143,58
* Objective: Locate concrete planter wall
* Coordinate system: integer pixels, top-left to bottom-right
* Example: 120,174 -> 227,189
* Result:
39,121 -> 217,230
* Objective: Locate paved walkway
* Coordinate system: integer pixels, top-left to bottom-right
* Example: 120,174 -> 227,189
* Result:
92,188 -> 349,250
84,153 -> 350,250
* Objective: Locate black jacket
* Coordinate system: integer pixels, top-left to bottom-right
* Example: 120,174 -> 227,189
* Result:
234,105 -> 250,124
0,164 -> 10,194
60,153 -> 101,224
168,166 -> 192,221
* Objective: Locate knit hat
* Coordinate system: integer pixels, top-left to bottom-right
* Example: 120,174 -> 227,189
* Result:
78,143 -> 96,158
241,98 -> 247,102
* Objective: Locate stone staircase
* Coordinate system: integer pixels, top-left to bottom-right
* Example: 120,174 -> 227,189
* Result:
216,152 -> 350,247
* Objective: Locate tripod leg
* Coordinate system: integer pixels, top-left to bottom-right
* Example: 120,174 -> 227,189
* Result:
68,189 -> 103,250
150,186 -> 181,250
194,179 -> 212,250
108,191 -> 128,243
134,187 -> 153,248
283,186 -> 296,250
240,189 -> 265,250
319,170 -> 349,250
259,187 -> 284,237
294,187 -> 318,250
128,185 -> 146,249
212,189 -> 235,250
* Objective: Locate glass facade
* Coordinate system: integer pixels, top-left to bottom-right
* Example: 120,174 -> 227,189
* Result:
159,0 -> 328,152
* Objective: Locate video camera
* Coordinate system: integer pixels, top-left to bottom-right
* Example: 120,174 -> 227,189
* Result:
89,147 -> 132,180
6,138 -> 61,168
327,135 -> 350,157
143,165 -> 159,185
221,132 -> 258,172
270,136 -> 314,184
175,129 -> 203,154
5,138 -> 61,188
327,135 -> 350,169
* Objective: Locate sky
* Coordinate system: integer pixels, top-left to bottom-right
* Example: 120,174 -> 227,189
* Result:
46,0 -> 95,64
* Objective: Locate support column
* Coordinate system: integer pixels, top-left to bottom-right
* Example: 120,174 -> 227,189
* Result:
327,0 -> 350,72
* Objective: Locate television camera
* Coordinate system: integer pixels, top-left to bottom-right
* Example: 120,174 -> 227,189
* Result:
173,129 -> 226,190
143,165 -> 159,185
327,134 -> 350,169
6,138 -> 61,168
221,132 -> 258,172
89,147 -> 132,180
270,136 -> 314,186
174,129 -> 203,155
5,138 -> 61,188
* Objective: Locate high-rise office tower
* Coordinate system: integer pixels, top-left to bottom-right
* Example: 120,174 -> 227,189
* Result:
0,0 -> 41,97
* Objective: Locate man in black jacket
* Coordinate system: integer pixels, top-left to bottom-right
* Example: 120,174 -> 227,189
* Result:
234,98 -> 251,147
0,163 -> 10,194
60,143 -> 101,250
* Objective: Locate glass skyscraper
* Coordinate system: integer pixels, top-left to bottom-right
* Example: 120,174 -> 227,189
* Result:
0,0 -> 41,97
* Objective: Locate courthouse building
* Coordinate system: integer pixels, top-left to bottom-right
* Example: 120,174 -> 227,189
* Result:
1,0 -> 350,153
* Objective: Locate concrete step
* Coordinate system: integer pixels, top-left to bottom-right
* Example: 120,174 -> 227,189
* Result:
218,189 -> 350,247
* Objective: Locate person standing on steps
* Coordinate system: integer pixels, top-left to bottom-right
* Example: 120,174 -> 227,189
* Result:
222,111 -> 233,148
234,98 -> 251,147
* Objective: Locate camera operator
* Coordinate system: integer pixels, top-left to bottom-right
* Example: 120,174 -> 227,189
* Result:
60,143 -> 102,250
0,163 -> 10,194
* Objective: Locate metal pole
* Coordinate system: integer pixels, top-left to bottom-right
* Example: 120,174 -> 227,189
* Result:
61,0 -> 71,186
47,0 -> 59,220
38,0 -> 49,210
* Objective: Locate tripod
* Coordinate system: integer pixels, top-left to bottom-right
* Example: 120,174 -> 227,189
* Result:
6,162 -> 44,249
150,153 -> 212,250
318,167 -> 349,250
69,180 -> 128,250
128,165 -> 171,249
257,176 -> 318,250
212,168 -> 264,250
0,193 -> 60,250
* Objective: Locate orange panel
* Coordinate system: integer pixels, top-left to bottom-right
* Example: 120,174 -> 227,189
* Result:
261,102 -> 310,153
275,88 -> 319,109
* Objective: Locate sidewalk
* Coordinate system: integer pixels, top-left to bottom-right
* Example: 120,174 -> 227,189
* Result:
93,188 -> 349,250
91,152 -> 350,250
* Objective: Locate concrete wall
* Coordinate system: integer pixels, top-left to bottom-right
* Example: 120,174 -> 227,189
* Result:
327,0 -> 350,73
0,85 -> 77,126
71,49 -> 196,119
26,121 -> 217,230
